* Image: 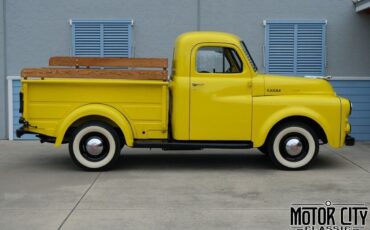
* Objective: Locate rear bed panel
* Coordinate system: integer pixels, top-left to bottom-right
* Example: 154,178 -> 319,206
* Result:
22,78 -> 169,139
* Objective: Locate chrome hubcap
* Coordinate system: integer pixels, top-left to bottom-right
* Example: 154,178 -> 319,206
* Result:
85,137 -> 104,156
285,138 -> 303,156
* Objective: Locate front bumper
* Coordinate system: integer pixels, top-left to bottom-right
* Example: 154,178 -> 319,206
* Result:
345,135 -> 355,146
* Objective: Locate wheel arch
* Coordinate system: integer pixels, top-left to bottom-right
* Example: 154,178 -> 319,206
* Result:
265,116 -> 327,145
54,104 -> 134,147
254,110 -> 331,148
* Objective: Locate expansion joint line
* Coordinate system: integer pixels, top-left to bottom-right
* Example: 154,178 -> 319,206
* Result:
58,172 -> 102,230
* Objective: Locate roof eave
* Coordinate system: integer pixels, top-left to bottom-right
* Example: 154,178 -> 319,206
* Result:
355,0 -> 370,12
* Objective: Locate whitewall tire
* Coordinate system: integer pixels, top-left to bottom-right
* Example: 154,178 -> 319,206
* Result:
267,122 -> 319,170
69,122 -> 121,170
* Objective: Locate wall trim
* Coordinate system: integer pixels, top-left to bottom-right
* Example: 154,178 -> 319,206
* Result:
264,19 -> 327,26
7,75 -> 20,80
355,0 -> 370,12
330,76 -> 370,81
7,76 -> 14,140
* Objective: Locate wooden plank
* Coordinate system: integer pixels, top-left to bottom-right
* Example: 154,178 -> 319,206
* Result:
21,68 -> 168,81
49,56 -> 168,69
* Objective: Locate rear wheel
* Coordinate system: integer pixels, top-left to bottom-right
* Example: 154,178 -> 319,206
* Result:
267,122 -> 319,170
69,122 -> 121,170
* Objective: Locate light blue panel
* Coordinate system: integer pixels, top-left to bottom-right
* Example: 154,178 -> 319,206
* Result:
334,87 -> 370,95
265,20 -> 326,76
12,80 -> 37,140
72,20 -> 132,57
331,80 -> 370,141
349,134 -> 370,141
331,81 -> 370,88
350,111 -> 370,118
333,96 -> 369,102
350,118 -> 370,126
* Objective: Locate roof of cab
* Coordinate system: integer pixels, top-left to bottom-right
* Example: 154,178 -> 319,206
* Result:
175,31 -> 241,47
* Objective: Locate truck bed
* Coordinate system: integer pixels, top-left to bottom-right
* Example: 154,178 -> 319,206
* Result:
19,56 -> 169,140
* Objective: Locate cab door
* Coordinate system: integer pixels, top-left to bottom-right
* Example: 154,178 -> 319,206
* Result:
190,43 -> 252,140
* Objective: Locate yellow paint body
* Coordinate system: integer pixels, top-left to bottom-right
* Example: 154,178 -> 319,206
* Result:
21,79 -> 168,147
20,32 -> 352,149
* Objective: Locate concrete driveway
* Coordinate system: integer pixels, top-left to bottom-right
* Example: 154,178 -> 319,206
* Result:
0,140 -> 369,230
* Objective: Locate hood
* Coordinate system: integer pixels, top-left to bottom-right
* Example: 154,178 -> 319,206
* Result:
260,74 -> 336,96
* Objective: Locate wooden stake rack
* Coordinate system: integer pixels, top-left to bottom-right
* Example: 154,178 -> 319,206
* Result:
21,56 -> 168,81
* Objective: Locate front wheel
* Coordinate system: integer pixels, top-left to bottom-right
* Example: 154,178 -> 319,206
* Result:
267,122 -> 319,170
69,122 -> 121,170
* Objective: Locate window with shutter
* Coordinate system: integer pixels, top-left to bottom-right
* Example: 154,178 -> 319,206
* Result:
71,20 -> 133,57
264,20 -> 326,76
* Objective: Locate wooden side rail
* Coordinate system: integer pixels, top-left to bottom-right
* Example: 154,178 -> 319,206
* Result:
21,68 -> 168,81
49,56 -> 168,69
21,56 -> 169,81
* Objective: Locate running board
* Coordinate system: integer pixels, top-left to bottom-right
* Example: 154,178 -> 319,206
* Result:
133,140 -> 253,150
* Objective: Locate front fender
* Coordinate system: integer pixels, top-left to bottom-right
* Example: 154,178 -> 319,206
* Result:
54,104 -> 134,147
252,97 -> 341,148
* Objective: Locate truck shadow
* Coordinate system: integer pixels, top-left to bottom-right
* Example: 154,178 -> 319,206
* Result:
113,151 -> 343,171
24,150 -> 345,172
117,152 -> 273,171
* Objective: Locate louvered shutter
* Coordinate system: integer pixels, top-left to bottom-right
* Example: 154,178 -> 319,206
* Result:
72,20 -> 132,57
265,20 -> 326,76
265,23 -> 295,74
296,23 -> 325,75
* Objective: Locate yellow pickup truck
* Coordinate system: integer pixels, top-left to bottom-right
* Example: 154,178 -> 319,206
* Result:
16,31 -> 354,170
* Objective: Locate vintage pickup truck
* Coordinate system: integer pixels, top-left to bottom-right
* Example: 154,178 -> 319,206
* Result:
17,31 -> 354,170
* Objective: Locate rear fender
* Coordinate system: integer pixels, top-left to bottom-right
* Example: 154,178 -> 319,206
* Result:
54,104 -> 134,147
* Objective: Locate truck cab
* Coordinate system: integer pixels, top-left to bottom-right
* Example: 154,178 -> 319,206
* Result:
17,31 -> 354,170
171,32 -> 256,141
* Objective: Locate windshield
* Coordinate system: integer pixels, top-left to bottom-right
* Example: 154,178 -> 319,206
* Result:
241,41 -> 258,72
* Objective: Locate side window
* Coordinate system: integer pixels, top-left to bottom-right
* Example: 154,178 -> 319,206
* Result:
196,47 -> 243,74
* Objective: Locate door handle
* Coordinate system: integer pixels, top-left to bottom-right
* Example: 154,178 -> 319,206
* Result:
192,82 -> 205,87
